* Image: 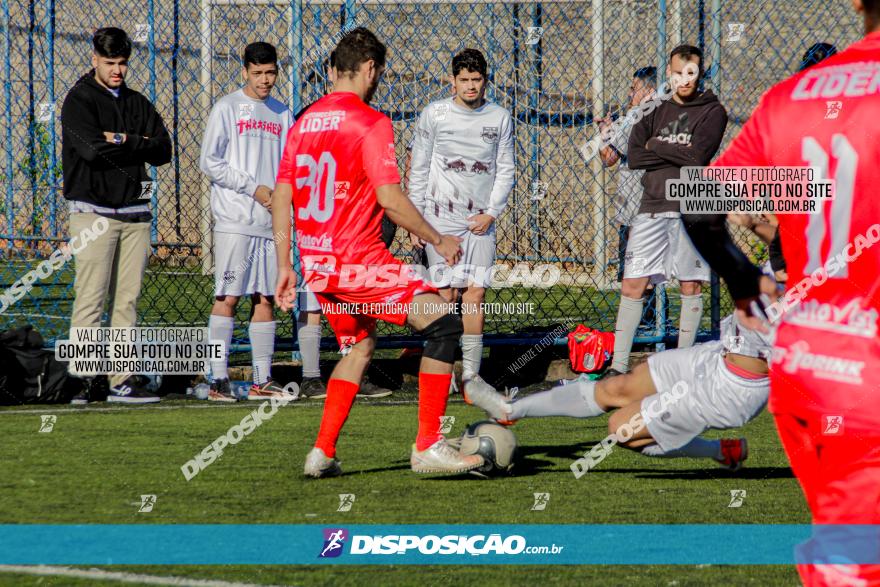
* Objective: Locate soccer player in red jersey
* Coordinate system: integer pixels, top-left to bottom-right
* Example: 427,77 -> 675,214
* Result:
685,2 -> 880,583
271,28 -> 485,477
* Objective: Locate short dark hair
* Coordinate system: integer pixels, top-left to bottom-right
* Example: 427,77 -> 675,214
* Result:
799,42 -> 837,71
865,0 -> 880,19
334,28 -> 386,76
93,27 -> 131,59
669,44 -> 703,73
633,66 -> 657,85
452,48 -> 488,77
243,42 -> 277,68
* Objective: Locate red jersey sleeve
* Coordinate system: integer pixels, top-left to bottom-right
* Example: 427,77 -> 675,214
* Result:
713,91 -> 773,168
276,131 -> 298,185
362,116 -> 401,188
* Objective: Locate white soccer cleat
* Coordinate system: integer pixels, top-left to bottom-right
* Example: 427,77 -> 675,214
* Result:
463,375 -> 516,425
303,447 -> 343,478
410,438 -> 485,474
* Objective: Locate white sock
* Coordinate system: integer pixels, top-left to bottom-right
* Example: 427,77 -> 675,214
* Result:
208,315 -> 234,381
461,334 -> 483,380
249,321 -> 276,385
641,437 -> 721,459
297,323 -> 322,379
508,380 -> 605,420
678,294 -> 703,348
611,296 -> 644,373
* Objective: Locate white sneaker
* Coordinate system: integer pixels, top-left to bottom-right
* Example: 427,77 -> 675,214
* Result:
463,375 -> 516,425
303,447 -> 343,478
410,438 -> 484,474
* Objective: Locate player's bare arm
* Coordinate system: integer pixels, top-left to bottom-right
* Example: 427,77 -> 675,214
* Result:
376,183 -> 462,265
271,181 -> 296,311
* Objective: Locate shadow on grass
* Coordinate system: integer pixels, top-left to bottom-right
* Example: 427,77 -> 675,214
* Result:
590,466 -> 795,481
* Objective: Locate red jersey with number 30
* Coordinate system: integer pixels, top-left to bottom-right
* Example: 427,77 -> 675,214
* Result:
276,92 -> 401,267
713,32 -> 880,425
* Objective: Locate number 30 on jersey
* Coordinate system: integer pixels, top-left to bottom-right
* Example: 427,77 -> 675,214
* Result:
296,152 -> 337,223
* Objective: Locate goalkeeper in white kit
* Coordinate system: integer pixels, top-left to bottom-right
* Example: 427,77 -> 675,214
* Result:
408,48 -> 515,394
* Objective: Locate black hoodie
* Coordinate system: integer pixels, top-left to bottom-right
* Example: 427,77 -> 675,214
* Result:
627,89 -> 728,214
61,72 -> 172,218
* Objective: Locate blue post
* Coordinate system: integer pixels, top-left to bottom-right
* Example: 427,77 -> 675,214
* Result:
2,0 -> 12,237
148,0 -> 158,245
658,0 -> 667,87
47,0 -> 57,236
487,5 -> 496,102
655,0 -> 669,342
172,0 -> 182,240
344,0 -> 356,27
291,0 -> 302,114
290,0 -> 303,359
511,3 -> 520,259
528,3 -> 541,255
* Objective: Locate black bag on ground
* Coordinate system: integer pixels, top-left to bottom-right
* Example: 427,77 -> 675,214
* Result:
0,326 -> 80,405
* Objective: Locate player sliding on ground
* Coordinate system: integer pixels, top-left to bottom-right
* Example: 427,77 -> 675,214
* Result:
467,312 -> 771,471
271,28 -> 485,478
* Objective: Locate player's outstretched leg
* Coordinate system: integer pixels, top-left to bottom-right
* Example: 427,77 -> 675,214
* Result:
408,293 -> 485,474
608,399 -> 749,471
640,437 -> 748,470
304,331 -> 376,478
466,361 -> 658,424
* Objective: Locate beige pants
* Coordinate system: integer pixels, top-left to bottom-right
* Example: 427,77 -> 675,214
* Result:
69,212 -> 150,386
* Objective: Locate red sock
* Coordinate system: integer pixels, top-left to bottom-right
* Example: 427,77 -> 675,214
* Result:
416,372 -> 452,451
314,379 -> 360,458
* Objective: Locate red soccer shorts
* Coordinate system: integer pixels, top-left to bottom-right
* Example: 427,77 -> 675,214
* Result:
771,372 -> 880,585
306,251 -> 437,347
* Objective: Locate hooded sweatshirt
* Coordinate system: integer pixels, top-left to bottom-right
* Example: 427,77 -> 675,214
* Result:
61,72 -> 172,220
627,89 -> 728,214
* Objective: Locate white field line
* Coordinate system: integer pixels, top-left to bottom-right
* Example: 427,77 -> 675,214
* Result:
0,565 -> 290,587
0,398 -> 438,415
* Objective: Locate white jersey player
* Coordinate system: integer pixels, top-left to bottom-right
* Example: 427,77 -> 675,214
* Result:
199,42 -> 295,402
467,311 -> 771,472
408,48 -> 515,389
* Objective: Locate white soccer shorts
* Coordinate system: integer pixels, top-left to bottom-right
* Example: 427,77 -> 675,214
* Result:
298,286 -> 321,312
622,213 -> 711,283
424,214 -> 496,288
213,232 -> 276,297
641,340 -> 769,451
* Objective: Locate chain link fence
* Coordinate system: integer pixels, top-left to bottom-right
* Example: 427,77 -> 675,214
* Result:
0,0 -> 861,351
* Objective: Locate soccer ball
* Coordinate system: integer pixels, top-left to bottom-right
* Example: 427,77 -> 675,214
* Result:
456,421 -> 518,476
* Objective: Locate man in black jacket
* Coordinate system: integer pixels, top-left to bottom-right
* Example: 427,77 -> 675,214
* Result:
62,27 -> 171,403
606,45 -> 728,377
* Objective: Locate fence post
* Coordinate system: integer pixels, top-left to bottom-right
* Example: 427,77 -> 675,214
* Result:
590,0 -> 607,288
2,0 -> 12,238
528,3 -> 541,255
148,0 -> 158,246
709,0 -> 722,338
290,0 -> 302,115
199,0 -> 213,275
47,0 -> 57,236
172,0 -> 182,240
658,0 -> 667,86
